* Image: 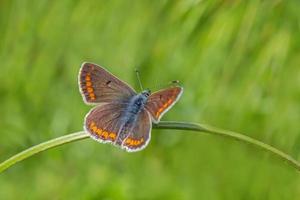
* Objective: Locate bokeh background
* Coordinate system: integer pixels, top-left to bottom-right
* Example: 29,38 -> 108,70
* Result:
1,0 -> 300,199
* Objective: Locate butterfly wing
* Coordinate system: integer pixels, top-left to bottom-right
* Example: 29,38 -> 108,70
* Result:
121,110 -> 152,152
84,103 -> 127,144
85,103 -> 151,152
79,62 -> 136,104
145,86 -> 183,123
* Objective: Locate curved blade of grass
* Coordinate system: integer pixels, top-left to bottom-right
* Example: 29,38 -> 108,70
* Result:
1,121 -> 299,173
0,131 -> 89,173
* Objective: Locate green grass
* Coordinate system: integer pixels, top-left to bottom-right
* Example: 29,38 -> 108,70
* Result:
1,0 -> 300,199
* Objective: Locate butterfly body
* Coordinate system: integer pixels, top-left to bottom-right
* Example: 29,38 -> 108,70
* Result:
113,90 -> 151,145
79,62 -> 183,152
125,90 -> 149,115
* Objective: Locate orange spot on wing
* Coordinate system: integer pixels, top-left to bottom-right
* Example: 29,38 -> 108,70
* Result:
109,132 -> 116,140
125,137 -> 144,147
96,128 -> 102,135
102,131 -> 108,139
155,98 -> 177,117
86,81 -> 92,87
87,87 -> 94,93
85,74 -> 91,81
85,84 -> 96,100
156,107 -> 164,117
125,138 -> 131,144
89,93 -> 96,100
89,122 -> 95,129
92,126 -> 97,132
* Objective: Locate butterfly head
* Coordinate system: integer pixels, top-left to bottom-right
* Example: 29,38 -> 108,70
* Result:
141,89 -> 151,98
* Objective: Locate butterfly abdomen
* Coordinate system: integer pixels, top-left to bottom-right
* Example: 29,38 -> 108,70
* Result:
115,94 -> 148,145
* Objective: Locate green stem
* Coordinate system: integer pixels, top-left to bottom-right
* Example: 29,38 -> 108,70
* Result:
1,121 -> 299,173
0,132 -> 89,173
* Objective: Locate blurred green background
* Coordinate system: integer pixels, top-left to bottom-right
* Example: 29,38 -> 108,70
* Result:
1,0 -> 300,199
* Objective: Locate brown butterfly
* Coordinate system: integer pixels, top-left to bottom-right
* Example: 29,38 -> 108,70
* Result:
79,62 -> 183,152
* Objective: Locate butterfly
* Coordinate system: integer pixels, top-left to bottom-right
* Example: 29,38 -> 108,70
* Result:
78,62 -> 183,152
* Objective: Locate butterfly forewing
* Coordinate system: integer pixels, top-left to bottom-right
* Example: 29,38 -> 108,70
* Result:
79,62 -> 136,104
122,110 -> 152,152
85,103 -> 127,143
145,86 -> 183,123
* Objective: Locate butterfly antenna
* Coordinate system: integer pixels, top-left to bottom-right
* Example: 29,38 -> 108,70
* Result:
135,69 -> 144,91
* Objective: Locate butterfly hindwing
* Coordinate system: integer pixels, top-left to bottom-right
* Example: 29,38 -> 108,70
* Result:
121,110 -> 152,152
79,62 -> 136,104
84,103 -> 127,144
145,86 -> 183,123
85,104 -> 151,152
